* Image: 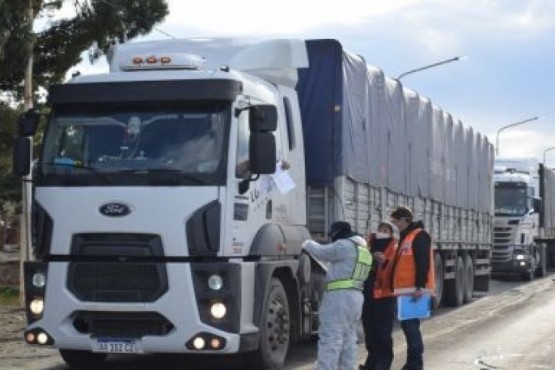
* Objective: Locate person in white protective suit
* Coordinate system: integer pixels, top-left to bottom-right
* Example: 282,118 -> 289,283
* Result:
302,221 -> 373,370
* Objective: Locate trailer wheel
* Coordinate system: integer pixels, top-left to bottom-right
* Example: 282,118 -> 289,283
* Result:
444,256 -> 465,307
535,245 -> 547,277
59,349 -> 107,369
463,255 -> 474,303
249,277 -> 290,370
433,254 -> 444,309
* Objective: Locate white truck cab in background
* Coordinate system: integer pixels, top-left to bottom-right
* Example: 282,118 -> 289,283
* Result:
492,157 -> 552,279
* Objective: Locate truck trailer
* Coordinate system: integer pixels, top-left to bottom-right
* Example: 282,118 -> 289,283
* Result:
13,38 -> 493,369
492,157 -> 555,279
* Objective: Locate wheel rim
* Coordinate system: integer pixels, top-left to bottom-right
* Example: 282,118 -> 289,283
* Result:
265,295 -> 289,358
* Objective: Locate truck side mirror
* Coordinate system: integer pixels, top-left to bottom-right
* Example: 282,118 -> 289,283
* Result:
18,109 -> 41,137
249,132 -> 276,174
249,105 -> 277,132
13,137 -> 31,176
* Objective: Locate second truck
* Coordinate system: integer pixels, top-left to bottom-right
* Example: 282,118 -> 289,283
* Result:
492,157 -> 555,279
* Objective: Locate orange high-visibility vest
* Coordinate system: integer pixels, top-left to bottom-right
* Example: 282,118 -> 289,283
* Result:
392,228 -> 435,296
372,238 -> 397,299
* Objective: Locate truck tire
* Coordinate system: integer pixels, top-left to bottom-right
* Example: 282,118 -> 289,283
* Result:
248,277 -> 290,370
521,268 -> 534,281
59,349 -> 107,369
535,245 -> 547,277
463,255 -> 474,303
443,256 -> 465,307
549,248 -> 555,269
433,254 -> 444,309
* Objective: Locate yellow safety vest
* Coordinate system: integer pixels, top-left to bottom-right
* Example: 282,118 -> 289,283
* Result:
326,243 -> 373,291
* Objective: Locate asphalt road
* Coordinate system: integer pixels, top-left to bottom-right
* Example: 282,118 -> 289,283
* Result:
1,273 -> 553,370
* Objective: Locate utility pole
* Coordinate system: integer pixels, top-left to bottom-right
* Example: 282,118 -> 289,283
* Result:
20,0 -> 34,305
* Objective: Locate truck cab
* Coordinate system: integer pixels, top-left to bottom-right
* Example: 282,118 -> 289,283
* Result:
13,39 -> 321,369
492,158 -> 545,280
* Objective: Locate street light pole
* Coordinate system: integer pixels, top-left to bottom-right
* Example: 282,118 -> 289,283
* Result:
495,116 -> 541,156
543,146 -> 555,166
397,56 -> 468,80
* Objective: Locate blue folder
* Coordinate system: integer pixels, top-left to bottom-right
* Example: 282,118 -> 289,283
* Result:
397,294 -> 432,321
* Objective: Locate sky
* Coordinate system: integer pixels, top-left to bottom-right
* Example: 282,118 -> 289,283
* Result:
44,0 -> 555,164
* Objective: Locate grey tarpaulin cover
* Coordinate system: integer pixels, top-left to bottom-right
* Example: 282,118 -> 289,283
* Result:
296,39 -> 493,212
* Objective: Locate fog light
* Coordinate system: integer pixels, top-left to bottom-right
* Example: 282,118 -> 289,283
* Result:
208,275 -> 223,291
210,302 -> 227,319
210,338 -> 221,349
32,272 -> 46,288
37,332 -> 48,345
193,336 -> 205,350
30,298 -> 44,315
25,332 -> 36,343
520,261 -> 526,266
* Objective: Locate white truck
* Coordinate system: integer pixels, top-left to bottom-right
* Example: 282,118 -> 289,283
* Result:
13,38 -> 493,369
492,158 -> 555,279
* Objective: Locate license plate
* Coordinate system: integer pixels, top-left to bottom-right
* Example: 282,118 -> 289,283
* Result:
93,338 -> 142,354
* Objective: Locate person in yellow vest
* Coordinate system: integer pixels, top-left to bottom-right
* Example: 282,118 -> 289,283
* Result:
390,206 -> 434,370
360,221 -> 399,370
302,221 -> 372,370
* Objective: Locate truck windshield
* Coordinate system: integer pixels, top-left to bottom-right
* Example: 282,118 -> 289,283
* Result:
494,183 -> 527,216
38,102 -> 230,186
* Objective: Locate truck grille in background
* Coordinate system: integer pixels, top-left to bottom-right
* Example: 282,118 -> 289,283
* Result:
493,227 -> 513,245
67,233 -> 168,303
492,226 -> 516,264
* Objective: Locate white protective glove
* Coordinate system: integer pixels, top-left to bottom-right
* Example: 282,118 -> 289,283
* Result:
302,239 -> 316,249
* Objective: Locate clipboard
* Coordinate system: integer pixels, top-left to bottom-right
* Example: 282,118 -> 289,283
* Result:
397,293 -> 432,321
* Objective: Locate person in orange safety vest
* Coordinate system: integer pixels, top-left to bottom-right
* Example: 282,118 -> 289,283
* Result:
360,220 -> 398,370
390,206 -> 434,370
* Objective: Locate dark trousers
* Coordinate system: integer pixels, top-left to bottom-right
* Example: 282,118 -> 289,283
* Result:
400,318 -> 424,370
361,296 -> 395,370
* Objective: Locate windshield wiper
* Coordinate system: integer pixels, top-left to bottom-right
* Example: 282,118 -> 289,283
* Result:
37,162 -> 115,184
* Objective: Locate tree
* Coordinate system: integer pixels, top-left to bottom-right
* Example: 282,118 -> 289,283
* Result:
0,0 -> 169,98
0,103 -> 20,202
0,0 -> 169,204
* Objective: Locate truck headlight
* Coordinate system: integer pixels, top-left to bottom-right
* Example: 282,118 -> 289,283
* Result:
210,302 -> 227,319
515,254 -> 525,260
30,297 -> 44,316
208,275 -> 223,291
32,272 -> 46,288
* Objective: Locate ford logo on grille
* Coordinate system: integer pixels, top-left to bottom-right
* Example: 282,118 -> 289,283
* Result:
99,203 -> 131,217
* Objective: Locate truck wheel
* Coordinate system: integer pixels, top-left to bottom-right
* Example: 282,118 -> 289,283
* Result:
433,254 -> 444,309
463,255 -> 474,303
535,246 -> 547,277
444,256 -> 465,307
521,268 -> 534,281
59,349 -> 107,369
249,277 -> 290,370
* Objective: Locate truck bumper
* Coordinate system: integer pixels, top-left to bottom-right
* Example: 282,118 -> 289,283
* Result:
491,260 -> 531,274
24,261 -> 258,355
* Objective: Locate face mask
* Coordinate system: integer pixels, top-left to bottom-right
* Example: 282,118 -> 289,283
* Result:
375,232 -> 391,240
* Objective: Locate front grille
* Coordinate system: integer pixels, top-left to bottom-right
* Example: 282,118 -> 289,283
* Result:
73,311 -> 174,338
67,233 -> 168,303
68,261 -> 167,302
494,227 -> 514,246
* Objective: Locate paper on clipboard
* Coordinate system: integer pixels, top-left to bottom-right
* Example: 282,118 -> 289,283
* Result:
397,294 -> 432,321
